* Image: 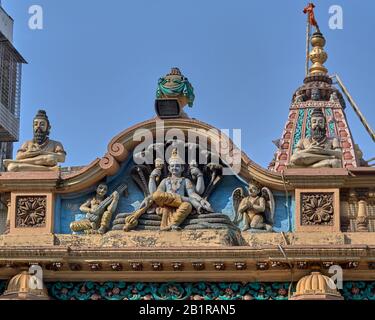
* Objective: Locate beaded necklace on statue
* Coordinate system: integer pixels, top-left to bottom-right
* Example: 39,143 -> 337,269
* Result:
168,176 -> 183,193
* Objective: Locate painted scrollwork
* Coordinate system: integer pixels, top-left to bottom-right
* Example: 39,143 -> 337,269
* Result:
16,196 -> 47,228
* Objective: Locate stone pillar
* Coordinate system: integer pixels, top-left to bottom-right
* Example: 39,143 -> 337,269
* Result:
356,189 -> 369,232
356,202 -> 368,232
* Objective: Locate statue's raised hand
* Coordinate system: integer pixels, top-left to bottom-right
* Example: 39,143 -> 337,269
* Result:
150,168 -> 162,179
189,198 -> 201,211
87,213 -> 100,223
199,198 -> 214,213
111,190 -> 120,201
190,166 -> 202,179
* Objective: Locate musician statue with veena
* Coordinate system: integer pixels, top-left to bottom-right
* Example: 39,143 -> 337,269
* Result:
70,183 -> 127,234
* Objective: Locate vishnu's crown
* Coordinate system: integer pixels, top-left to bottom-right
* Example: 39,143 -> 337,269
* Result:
168,148 -> 185,165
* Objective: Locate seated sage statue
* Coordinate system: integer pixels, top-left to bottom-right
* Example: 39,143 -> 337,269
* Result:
70,184 -> 120,234
290,108 -> 342,168
3,110 -> 66,172
124,149 -> 213,231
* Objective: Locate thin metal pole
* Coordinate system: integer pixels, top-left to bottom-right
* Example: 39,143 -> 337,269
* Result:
305,18 -> 311,76
333,74 -> 375,143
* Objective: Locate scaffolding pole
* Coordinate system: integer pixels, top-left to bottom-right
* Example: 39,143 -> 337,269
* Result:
332,74 -> 375,143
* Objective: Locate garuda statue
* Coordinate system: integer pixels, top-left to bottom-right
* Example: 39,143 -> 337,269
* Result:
3,110 -> 66,172
232,181 -> 275,232
123,148 -> 213,231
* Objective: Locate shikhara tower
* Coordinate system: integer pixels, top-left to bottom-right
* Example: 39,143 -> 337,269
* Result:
269,29 -> 368,172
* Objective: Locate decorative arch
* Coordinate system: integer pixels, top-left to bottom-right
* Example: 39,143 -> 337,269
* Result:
57,118 -> 286,194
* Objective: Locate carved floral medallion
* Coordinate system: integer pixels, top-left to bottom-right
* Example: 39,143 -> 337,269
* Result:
301,193 -> 334,226
15,196 -> 47,228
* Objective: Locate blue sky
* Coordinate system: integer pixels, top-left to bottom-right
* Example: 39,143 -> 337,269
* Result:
3,0 -> 374,167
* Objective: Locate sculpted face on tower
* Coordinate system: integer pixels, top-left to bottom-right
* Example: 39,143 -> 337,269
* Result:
311,88 -> 321,101
311,115 -> 325,129
311,109 -> 327,141
33,110 -> 51,145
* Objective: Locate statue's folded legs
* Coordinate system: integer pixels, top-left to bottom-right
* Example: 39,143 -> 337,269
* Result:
70,209 -> 113,234
291,153 -> 342,168
243,213 -> 266,231
70,219 -> 95,234
4,159 -> 59,172
311,158 -> 342,168
153,191 -> 192,231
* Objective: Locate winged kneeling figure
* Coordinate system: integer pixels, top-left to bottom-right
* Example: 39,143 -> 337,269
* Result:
232,181 -> 275,232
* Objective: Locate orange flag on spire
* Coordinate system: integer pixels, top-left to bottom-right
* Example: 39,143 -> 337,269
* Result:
303,3 -> 319,28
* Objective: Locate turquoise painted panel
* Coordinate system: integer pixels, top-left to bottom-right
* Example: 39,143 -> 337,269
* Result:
46,282 -> 290,300
325,108 -> 336,137
272,192 -> 293,233
305,108 -> 313,138
292,109 -> 305,153
43,281 -> 375,300
290,196 -> 296,232
2,280 -> 371,300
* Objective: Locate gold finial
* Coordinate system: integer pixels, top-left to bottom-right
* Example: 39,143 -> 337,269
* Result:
308,32 -> 328,74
